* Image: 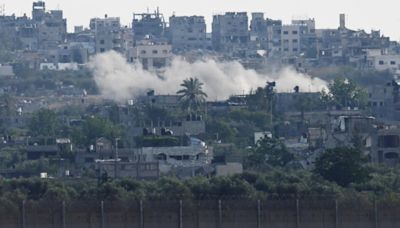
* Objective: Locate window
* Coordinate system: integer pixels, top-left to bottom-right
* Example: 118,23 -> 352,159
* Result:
85,158 -> 94,163
100,48 -> 105,53
391,61 -> 396,65
378,135 -> 400,148
152,50 -> 158,54
293,48 -> 298,52
141,50 -> 146,54
100,40 -> 105,44
292,31 -> 298,35
292,39 -> 298,43
283,31 -> 289,35
379,60 -> 384,65
385,152 -> 399,159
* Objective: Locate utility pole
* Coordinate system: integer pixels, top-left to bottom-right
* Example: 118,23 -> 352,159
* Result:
114,138 -> 120,179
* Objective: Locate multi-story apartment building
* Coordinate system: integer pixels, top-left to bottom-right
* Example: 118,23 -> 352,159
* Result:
212,12 -> 249,52
126,39 -> 172,70
132,10 -> 166,42
32,1 -> 67,50
90,15 -> 122,53
250,13 -> 282,56
169,15 -> 207,51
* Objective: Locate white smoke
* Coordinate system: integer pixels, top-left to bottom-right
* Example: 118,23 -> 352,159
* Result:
88,51 -> 327,101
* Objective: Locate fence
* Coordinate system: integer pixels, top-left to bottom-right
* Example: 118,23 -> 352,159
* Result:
0,199 -> 399,228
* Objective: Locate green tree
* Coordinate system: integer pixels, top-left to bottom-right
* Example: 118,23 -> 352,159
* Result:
177,77 -> 207,112
28,109 -> 59,137
72,116 -> 123,146
247,137 -> 293,168
313,147 -> 370,187
321,77 -> 367,109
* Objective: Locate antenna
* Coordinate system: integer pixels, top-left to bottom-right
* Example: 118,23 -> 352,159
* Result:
0,4 -> 5,16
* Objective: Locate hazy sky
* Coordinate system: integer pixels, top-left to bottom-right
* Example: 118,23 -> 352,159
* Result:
2,0 -> 400,40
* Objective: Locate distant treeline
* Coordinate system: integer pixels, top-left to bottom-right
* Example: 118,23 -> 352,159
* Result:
1,166 -> 400,210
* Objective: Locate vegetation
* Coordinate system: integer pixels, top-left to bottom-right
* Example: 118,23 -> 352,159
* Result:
28,109 -> 60,137
0,165 -> 400,206
314,147 -> 370,187
177,77 -> 207,112
246,137 -> 294,168
321,77 -> 368,109
71,116 -> 123,147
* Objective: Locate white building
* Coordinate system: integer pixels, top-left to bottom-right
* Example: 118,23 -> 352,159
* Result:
368,54 -> 400,73
127,39 -> 172,70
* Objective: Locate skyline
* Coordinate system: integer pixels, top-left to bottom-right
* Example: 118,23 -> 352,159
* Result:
1,0 -> 400,40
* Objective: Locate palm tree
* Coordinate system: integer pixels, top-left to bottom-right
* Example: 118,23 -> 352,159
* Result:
177,77 -> 208,113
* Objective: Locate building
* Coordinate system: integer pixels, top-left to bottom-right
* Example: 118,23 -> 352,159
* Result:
126,39 -> 172,70
90,15 -> 122,53
169,15 -> 207,52
250,13 -> 282,56
32,2 -> 67,50
212,12 -> 249,52
367,81 -> 400,121
367,52 -> 400,73
373,126 -> 400,165
0,65 -> 15,77
141,137 -> 211,174
96,160 -> 159,179
281,19 -> 317,58
132,10 -> 166,42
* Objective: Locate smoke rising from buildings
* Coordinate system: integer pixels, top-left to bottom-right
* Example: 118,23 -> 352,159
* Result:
89,51 -> 327,101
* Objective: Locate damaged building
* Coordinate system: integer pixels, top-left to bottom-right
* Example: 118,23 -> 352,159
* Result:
169,15 -> 208,52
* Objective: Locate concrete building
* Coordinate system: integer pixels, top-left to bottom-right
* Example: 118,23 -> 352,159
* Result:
366,51 -> 400,73
373,126 -> 400,165
212,12 -> 249,52
96,160 -> 159,179
169,15 -> 207,52
126,39 -> 172,70
0,65 -> 15,77
76,137 -> 210,177
367,81 -> 400,121
281,19 -> 317,57
141,137 -> 211,174
132,10 -> 166,42
32,2 -> 67,50
90,16 -> 122,53
250,13 -> 282,56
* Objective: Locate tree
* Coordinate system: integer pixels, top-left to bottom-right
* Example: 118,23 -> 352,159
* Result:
247,137 -> 293,168
177,77 -> 207,112
321,77 -> 367,109
313,147 -> 370,187
28,109 -> 59,137
72,116 -> 123,146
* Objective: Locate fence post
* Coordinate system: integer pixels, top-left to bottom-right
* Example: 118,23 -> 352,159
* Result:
335,200 -> 339,228
21,200 -> 26,228
101,201 -> 105,228
374,200 -> 379,228
62,201 -> 66,228
218,200 -> 222,228
257,200 -> 261,228
179,200 -> 183,228
140,200 -> 144,228
196,201 -> 200,228
296,199 -> 300,228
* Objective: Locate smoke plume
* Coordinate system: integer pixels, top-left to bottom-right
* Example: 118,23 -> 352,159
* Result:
88,51 -> 327,101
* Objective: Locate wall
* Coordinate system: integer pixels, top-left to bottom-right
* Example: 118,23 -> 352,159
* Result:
3,199 -> 400,228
